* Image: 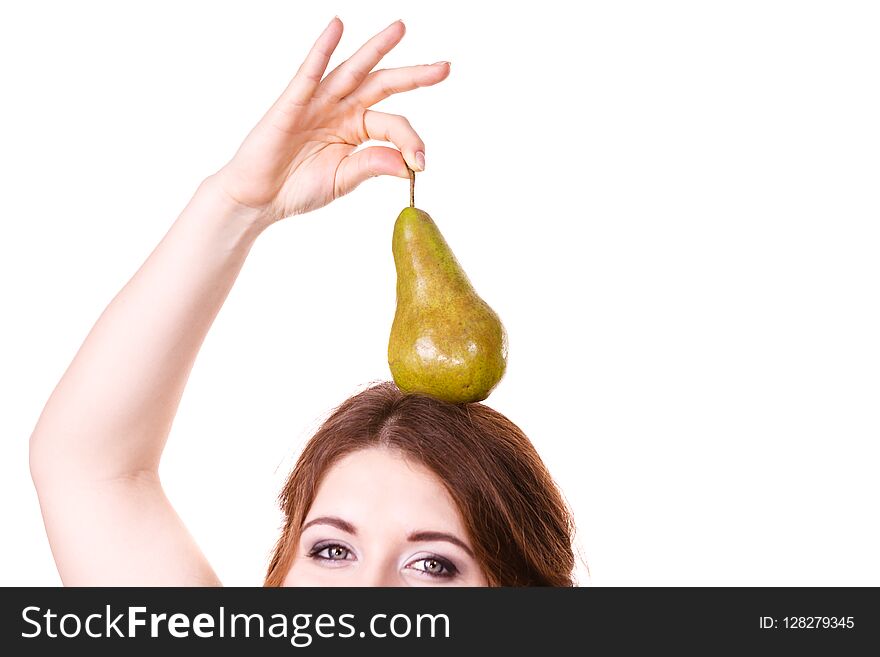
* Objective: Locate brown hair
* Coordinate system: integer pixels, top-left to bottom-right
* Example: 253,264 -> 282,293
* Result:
264,381 -> 576,586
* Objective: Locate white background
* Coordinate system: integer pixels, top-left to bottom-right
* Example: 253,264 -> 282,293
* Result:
2,1 -> 878,586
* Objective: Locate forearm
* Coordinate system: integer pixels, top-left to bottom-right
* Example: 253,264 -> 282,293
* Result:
30,175 -> 268,481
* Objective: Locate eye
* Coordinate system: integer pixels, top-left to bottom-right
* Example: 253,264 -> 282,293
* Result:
309,543 -> 355,563
406,556 -> 458,579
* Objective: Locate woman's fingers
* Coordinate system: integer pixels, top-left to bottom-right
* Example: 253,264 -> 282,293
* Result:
318,20 -> 406,104
350,62 -> 451,108
336,106 -> 428,196
334,146 -> 409,198
363,110 -> 426,172
276,17 -> 344,112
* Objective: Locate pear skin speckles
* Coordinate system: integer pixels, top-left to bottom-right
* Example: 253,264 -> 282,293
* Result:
388,207 -> 507,403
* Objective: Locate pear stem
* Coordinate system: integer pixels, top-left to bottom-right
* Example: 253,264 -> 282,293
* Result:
408,167 -> 415,208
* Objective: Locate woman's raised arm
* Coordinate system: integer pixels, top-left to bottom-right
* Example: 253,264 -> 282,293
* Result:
28,17 -> 450,585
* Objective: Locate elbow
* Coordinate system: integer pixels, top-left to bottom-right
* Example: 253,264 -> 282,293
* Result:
28,430 -> 46,490
28,429 -> 55,492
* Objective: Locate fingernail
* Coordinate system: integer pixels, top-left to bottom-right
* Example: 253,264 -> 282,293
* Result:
415,151 -> 426,171
433,61 -> 451,68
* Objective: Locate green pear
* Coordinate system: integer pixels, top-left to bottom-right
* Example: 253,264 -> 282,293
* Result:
388,204 -> 507,404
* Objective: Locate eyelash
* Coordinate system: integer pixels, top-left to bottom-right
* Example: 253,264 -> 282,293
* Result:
410,555 -> 458,579
307,542 -> 459,579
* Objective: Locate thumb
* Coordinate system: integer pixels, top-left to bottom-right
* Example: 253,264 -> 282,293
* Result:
334,146 -> 410,198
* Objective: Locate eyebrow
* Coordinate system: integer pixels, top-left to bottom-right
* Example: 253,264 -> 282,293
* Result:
299,517 -> 475,559
408,531 -> 475,559
300,516 -> 357,535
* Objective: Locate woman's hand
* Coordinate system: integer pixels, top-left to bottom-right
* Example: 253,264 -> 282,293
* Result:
212,18 -> 450,223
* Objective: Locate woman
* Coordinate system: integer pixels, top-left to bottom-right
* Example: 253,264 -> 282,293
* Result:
28,18 -> 577,587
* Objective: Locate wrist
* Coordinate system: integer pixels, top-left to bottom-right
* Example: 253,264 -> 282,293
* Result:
198,174 -> 274,236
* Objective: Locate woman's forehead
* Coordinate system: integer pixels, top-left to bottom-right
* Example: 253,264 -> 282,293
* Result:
304,446 -> 465,535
